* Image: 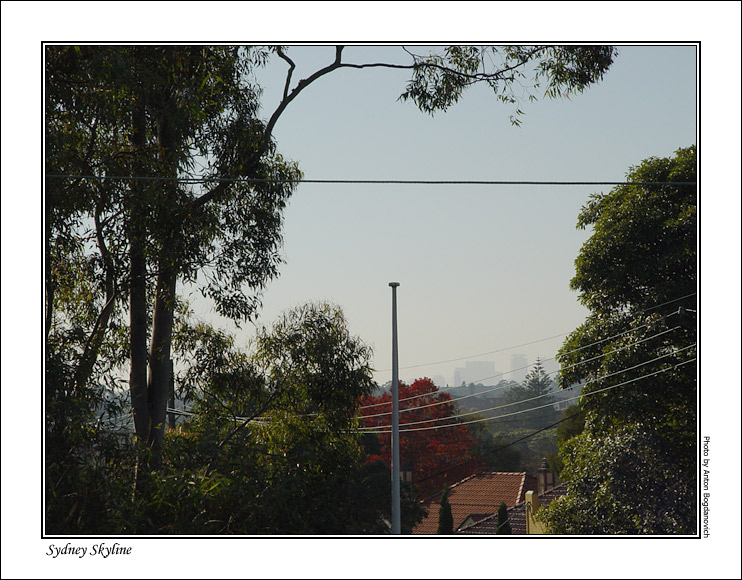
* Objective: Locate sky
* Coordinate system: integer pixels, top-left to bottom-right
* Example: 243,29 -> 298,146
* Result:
182,44 -> 699,388
2,2 -> 741,579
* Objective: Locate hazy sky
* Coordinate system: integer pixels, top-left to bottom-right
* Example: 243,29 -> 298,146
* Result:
183,44 -> 698,387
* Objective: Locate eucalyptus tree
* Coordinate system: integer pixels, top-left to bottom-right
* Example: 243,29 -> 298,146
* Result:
160,302 -> 388,534
47,46 -> 300,472
45,44 -> 619,473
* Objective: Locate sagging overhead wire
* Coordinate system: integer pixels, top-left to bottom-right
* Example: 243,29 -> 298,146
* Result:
170,311 -> 694,426
374,332 -> 570,374
361,307 -> 693,412
360,323 -> 677,414
372,292 -> 697,377
359,344 -> 695,431
46,174 -> 697,187
363,356 -> 696,435
394,409 -> 589,500
164,346 -> 695,431
359,348 -> 696,434
164,294 -> 696,425
168,323 -> 695,427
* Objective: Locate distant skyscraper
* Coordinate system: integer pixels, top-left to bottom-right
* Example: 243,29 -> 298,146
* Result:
510,354 -> 528,383
453,361 -> 496,386
465,361 -> 495,384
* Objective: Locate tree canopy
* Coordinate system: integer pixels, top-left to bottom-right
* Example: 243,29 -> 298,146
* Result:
45,43 -> 620,534
46,43 -> 618,460
501,358 -> 559,430
542,146 -> 697,534
359,378 -> 482,499
46,46 -> 301,471
48,301 -> 398,534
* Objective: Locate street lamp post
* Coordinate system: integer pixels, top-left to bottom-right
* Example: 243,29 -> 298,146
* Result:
389,282 -> 401,535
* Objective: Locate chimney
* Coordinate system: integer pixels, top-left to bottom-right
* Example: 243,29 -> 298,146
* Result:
401,457 -> 414,484
536,457 -> 554,496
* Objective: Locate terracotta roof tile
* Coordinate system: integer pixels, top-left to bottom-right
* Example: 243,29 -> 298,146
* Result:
457,483 -> 567,535
412,472 -> 528,535
456,503 -> 527,535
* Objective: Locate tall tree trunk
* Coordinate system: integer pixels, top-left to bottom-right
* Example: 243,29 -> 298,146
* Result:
129,99 -> 150,448
129,229 -> 149,441
146,249 -> 177,469
144,105 -> 180,469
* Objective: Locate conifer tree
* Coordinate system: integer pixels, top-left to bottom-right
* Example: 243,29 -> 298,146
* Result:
496,501 -> 512,535
437,487 -> 454,534
523,358 -> 554,399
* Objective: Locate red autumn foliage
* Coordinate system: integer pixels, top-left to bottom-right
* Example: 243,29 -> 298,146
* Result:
359,377 -> 482,499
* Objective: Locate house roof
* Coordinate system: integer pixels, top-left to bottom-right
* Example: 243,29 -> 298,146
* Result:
457,483 -> 568,535
412,472 -> 532,535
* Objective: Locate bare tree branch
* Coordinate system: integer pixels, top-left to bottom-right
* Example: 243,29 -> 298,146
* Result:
192,46 -> 346,209
275,46 -> 295,102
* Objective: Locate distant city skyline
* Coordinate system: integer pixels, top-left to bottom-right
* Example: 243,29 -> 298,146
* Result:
399,350 -> 563,389
453,360 -> 497,387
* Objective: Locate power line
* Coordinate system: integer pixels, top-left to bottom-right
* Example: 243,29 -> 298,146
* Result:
374,332 -> 569,374
367,346 -> 694,431
372,293 -> 696,377
360,351 -> 696,434
391,410 -> 588,499
169,341 -> 695,428
357,356 -> 697,504
46,174 -> 697,187
165,295 -> 696,424
173,319 -> 692,425
361,319 -> 689,413
404,354 -> 696,433
99,349 -> 697,444
639,292 -> 697,313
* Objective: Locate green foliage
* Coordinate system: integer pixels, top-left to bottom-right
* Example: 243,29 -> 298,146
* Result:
500,358 -> 560,431
541,425 -> 696,534
555,404 -> 586,447
523,358 -> 554,398
45,320 -> 136,535
493,428 -> 559,476
45,44 -> 620,535
166,302 -> 387,534
254,302 -> 376,429
400,45 -> 617,121
545,146 -> 697,534
551,404 -> 586,477
571,145 -> 696,315
46,302 -> 396,535
436,487 -> 454,534
45,45 -> 303,471
46,45 -> 302,327
466,422 -> 522,473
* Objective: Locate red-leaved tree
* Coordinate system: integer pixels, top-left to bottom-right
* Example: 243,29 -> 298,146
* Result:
359,378 -> 482,499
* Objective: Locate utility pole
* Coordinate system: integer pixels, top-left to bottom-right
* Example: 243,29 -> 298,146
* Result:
389,282 -> 401,534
